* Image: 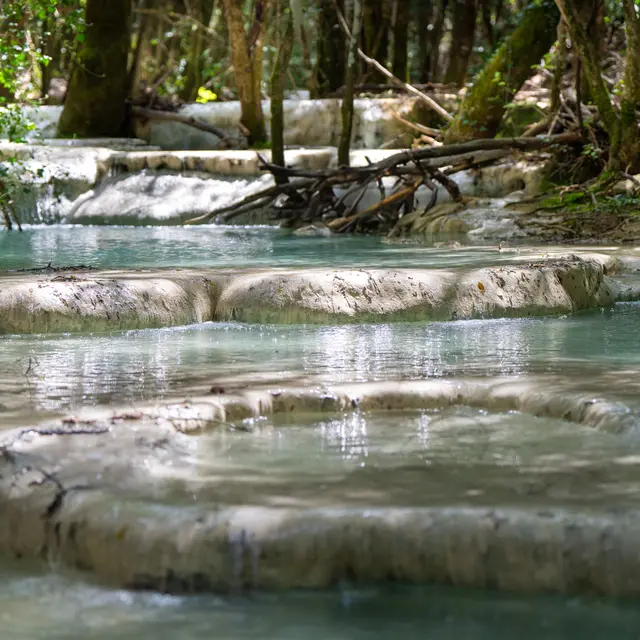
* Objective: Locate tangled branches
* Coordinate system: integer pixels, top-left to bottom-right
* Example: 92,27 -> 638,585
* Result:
184,133 -> 581,233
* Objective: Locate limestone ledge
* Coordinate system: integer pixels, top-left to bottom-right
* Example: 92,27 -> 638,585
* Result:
1,253 -> 639,334
0,378 -> 639,596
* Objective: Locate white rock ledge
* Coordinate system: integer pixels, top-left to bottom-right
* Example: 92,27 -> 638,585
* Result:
0,378 -> 638,596
0,254 -> 638,334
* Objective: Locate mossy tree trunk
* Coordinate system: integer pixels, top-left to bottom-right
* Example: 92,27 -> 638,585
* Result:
221,0 -> 268,146
338,0 -> 364,166
58,0 -> 132,137
391,0 -> 409,81
444,0 -> 559,142
443,0 -> 478,86
57,0 -> 132,136
555,0 -> 638,170
623,0 -> 640,104
270,9 -> 294,182
620,0 -> 640,169
310,0 -> 346,97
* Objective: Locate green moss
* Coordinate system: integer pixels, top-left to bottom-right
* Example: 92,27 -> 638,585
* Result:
444,0 -> 559,143
498,103 -> 543,138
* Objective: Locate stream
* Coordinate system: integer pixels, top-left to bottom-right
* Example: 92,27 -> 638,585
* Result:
1,224 -> 640,637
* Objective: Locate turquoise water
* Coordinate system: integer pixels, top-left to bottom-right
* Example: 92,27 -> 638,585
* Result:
0,224 -> 543,270
2,303 -> 639,422
2,224 -> 640,635
3,564 -> 640,640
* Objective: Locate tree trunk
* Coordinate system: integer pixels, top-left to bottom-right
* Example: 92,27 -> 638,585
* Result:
416,1 -> 435,83
479,0 -> 494,50
338,0 -> 364,167
361,0 -> 390,82
623,0 -> 640,105
58,0 -> 132,137
129,0 -> 152,97
429,0 -> 448,81
221,0 -> 268,146
270,10 -> 294,181
391,0 -> 409,81
620,0 -> 640,169
554,0 -> 632,168
310,0 -> 346,97
443,0 -> 478,86
550,20 -> 567,115
445,0 -> 559,142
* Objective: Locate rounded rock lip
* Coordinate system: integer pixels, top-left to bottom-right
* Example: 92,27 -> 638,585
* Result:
1,252 -> 639,335
1,378 -> 639,597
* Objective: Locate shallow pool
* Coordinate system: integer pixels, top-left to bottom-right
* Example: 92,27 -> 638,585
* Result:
2,225 -> 640,635
0,224 -> 576,271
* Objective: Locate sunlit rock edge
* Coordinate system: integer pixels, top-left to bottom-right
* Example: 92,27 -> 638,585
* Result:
0,253 -> 638,334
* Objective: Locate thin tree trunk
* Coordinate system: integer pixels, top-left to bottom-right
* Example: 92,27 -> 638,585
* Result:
221,0 -> 268,145
417,1 -> 434,83
180,0 -> 215,101
391,0 -> 409,81
479,0 -> 494,50
58,0 -> 132,137
129,0 -> 151,97
270,10 -> 294,181
550,20 -> 567,115
362,0 -> 390,83
310,0 -> 346,97
429,0 -> 448,81
338,0 -> 364,167
444,0 -> 478,86
554,0 -> 624,167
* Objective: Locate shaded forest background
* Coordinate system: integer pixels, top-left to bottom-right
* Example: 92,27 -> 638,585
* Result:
1,0 -> 639,191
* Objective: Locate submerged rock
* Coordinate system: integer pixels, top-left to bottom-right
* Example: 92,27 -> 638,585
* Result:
293,223 -> 334,237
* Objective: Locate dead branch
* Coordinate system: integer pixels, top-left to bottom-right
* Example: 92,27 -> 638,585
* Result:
185,178 -> 316,224
183,133 -> 582,230
389,110 -> 442,139
131,106 -> 236,142
329,177 -> 424,232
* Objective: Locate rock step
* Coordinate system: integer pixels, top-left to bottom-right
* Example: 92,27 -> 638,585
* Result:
1,378 -> 639,596
1,255 -> 638,334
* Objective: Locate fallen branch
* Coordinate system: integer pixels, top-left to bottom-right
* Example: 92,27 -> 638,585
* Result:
185,178 -> 316,225
131,105 -> 236,142
184,133 -> 582,230
390,110 -> 443,141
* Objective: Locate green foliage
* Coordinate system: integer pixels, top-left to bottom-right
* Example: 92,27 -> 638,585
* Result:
0,104 -> 36,143
0,0 -> 85,142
